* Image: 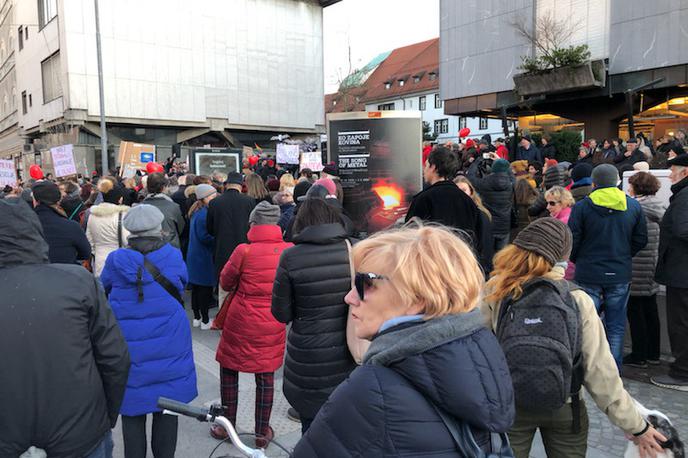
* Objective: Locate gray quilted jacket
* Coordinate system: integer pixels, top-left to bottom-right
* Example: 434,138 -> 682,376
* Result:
630,195 -> 666,296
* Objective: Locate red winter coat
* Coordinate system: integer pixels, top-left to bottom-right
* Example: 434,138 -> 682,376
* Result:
216,225 -> 292,373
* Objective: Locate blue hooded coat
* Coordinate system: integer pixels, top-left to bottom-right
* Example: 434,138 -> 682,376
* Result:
100,242 -> 197,416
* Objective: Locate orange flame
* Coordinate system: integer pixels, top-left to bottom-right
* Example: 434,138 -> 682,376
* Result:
372,179 -> 404,209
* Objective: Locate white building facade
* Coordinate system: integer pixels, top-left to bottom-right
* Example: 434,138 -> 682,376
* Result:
11,0 -> 330,175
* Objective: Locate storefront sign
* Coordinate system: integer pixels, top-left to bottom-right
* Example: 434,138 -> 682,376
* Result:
190,148 -> 241,176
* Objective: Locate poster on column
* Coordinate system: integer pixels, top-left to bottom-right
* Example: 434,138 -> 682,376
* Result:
50,144 -> 77,178
327,111 -> 422,236
0,159 -> 17,187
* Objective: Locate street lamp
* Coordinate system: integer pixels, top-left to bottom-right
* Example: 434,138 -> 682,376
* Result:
94,0 -> 108,175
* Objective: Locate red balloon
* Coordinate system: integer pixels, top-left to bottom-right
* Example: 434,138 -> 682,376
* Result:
248,156 -> 259,166
29,164 -> 44,180
146,162 -> 164,174
459,127 -> 471,138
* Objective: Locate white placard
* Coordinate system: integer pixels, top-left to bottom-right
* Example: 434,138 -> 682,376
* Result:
276,143 -> 300,164
300,151 -> 324,171
0,159 -> 17,187
50,144 -> 77,177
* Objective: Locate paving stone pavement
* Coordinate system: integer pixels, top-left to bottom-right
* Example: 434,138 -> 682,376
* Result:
111,308 -> 688,457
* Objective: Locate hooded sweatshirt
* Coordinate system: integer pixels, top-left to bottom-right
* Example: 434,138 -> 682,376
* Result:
569,187 -> 648,285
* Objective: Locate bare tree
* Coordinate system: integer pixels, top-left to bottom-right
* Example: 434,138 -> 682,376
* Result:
511,10 -> 582,63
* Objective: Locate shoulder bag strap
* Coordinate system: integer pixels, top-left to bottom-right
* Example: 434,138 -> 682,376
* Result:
143,257 -> 184,306
118,212 -> 123,248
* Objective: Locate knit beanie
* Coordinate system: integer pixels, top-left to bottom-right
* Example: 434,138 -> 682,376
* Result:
249,201 -> 281,225
545,159 -> 559,168
123,204 -> 164,238
293,180 -> 312,201
491,159 -> 510,174
195,184 -> 216,201
513,217 -> 573,265
314,177 -> 337,195
633,161 -> 650,171
31,181 -> 61,205
591,164 -> 619,188
570,163 -> 593,183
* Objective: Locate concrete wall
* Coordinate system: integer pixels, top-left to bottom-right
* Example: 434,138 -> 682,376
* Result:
439,0 -> 534,100
609,0 -> 688,75
61,0 -> 325,131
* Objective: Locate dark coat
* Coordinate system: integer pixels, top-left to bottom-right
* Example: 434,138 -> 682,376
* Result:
293,311 -> 515,457
142,193 -> 185,248
631,196 -> 666,296
614,148 -> 645,170
271,223 -> 356,419
34,203 -> 91,264
278,203 -> 296,234
469,171 -> 514,236
171,185 -> 189,215
206,189 -> 256,279
516,144 -> 543,163
655,177 -> 688,287
100,241 -> 197,416
0,199 -> 129,458
187,206 -> 216,286
569,188 -> 648,285
541,143 -> 557,160
60,196 -> 85,221
406,180 -> 483,253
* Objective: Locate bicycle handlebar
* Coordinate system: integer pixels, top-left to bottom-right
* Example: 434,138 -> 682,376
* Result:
157,397 -> 210,422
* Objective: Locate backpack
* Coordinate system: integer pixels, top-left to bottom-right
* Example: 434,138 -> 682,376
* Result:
496,277 -> 584,431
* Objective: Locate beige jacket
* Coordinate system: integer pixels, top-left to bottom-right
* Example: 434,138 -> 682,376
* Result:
480,265 -> 645,435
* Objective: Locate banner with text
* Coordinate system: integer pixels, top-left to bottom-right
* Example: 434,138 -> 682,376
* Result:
299,151 -> 324,171
276,143 -> 300,164
0,159 -> 17,187
50,144 -> 77,177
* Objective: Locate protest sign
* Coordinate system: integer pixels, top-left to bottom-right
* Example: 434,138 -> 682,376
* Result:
0,159 -> 17,187
118,141 -> 156,175
276,143 -> 300,164
300,151 -> 324,171
50,144 -> 77,177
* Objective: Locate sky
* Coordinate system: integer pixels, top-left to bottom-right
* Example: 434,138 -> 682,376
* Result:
323,0 -> 440,94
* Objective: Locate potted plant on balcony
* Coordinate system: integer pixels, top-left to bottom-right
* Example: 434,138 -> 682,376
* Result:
511,12 -> 606,96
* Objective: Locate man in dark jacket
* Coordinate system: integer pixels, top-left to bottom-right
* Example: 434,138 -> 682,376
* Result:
170,174 -> 195,258
568,164 -> 648,371
468,157 -> 514,252
406,146 -> 483,255
541,135 -> 557,160
32,181 -> 91,264
207,172 -> 256,280
614,138 -> 644,171
142,173 -> 185,249
515,136 -> 543,163
651,154 -> 688,391
0,198 -> 130,458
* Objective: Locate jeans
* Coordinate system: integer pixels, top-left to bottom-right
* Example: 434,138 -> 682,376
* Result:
577,282 -> 630,371
84,431 -> 114,458
122,413 -> 178,458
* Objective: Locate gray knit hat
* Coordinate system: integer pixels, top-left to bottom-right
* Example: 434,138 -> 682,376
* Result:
123,204 -> 164,238
195,184 -> 216,201
592,164 -> 619,188
513,217 -> 572,265
249,201 -> 281,225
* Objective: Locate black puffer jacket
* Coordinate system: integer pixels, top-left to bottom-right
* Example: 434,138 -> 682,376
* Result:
0,199 -> 130,458
271,223 -> 356,419
655,177 -> 688,287
468,170 -> 514,236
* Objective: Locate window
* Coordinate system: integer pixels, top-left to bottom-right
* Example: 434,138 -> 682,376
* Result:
434,119 -> 449,135
384,82 -> 391,90
18,27 -> 23,51
434,94 -> 443,109
429,72 -> 437,81
419,95 -> 426,111
21,91 -> 27,114
406,99 -> 413,110
459,117 -> 467,129
332,100 -> 337,106
399,80 -> 404,87
41,51 -> 63,103
413,76 -> 420,84
378,103 -> 394,111
28,94 -> 32,107
479,117 -> 488,130
25,26 -> 28,40
38,0 -> 58,28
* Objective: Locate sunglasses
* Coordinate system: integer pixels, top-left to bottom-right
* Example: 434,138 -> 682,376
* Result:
546,200 -> 560,206
354,272 -> 387,300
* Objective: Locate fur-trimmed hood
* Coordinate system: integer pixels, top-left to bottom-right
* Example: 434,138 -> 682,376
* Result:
184,185 -> 196,199
90,202 -> 130,217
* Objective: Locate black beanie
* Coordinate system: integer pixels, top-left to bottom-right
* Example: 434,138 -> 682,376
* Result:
571,163 -> 593,183
31,181 -> 61,205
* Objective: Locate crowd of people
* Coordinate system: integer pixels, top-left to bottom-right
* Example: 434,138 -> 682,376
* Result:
0,129 -> 686,457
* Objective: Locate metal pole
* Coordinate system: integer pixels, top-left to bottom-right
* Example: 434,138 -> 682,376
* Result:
625,91 -> 635,138
94,0 -> 108,175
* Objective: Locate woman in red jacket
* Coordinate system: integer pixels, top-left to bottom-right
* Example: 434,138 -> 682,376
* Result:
212,201 -> 292,448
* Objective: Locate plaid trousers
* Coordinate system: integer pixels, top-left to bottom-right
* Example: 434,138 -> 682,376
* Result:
220,367 -> 275,436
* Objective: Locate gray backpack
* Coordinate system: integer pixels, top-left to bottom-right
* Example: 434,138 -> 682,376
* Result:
496,278 -> 584,431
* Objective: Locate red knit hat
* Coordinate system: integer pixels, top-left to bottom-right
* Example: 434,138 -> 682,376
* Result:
465,139 -> 475,149
545,159 -> 559,168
